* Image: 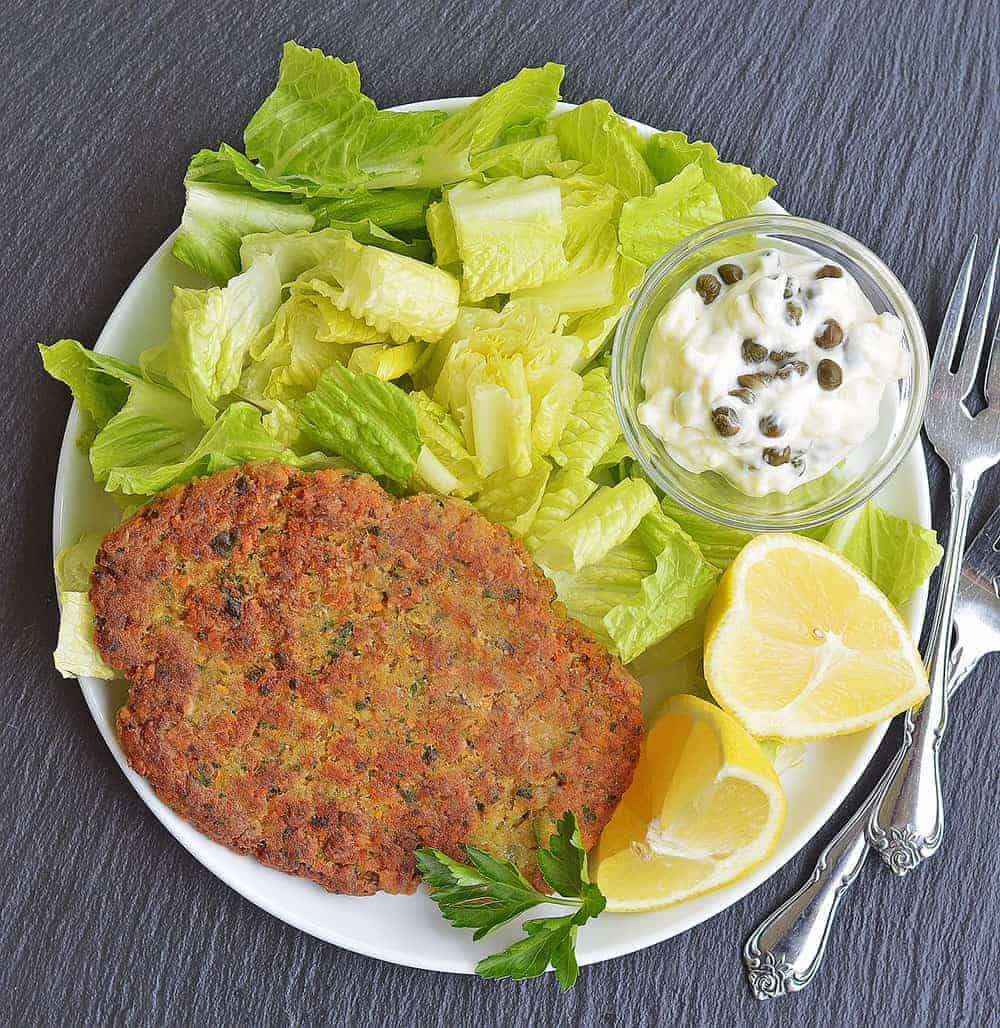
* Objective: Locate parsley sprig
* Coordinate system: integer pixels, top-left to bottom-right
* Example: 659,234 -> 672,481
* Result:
415,812 -> 606,989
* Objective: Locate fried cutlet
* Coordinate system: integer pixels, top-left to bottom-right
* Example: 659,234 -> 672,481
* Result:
91,463 -> 643,894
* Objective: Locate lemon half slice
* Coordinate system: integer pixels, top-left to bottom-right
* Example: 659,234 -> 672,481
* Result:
704,533 -> 928,740
594,694 -> 785,912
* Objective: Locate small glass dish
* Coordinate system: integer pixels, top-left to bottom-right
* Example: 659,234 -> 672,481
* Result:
611,214 -> 929,533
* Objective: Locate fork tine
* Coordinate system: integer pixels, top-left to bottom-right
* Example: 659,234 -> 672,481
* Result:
931,236 -> 978,384
946,237 -> 984,394
976,241 -> 1000,405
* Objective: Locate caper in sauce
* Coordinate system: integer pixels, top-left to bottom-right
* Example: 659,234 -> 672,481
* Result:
737,372 -> 773,389
762,445 -> 792,466
742,339 -> 768,364
711,406 -> 741,436
785,302 -> 803,325
815,319 -> 844,349
759,414 -> 784,438
696,274 -> 722,304
769,349 -> 794,363
816,264 -> 843,279
775,360 -> 809,379
817,359 -> 843,390
718,263 -> 743,284
729,387 -> 756,405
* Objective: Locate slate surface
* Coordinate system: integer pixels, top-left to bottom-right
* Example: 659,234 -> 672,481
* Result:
2,1 -> 998,1024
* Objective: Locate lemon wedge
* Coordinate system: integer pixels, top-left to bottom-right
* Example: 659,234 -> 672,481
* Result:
594,694 -> 785,912
704,533 -> 928,740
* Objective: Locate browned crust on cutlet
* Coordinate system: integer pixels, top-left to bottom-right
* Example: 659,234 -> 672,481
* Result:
92,463 -> 642,895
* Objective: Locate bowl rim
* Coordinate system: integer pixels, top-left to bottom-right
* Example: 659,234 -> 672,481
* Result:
611,212 -> 930,532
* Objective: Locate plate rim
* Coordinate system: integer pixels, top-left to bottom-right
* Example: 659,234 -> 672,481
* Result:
51,96 -> 931,974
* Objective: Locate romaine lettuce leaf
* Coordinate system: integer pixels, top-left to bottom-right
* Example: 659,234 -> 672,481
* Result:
52,533 -> 116,681
618,164 -> 725,265
472,133 -> 562,179
658,495 -> 756,569
298,363 -> 421,484
446,176 -> 568,301
549,99 -> 655,198
99,401 -> 316,495
152,256 -> 283,424
310,187 -> 431,231
243,43 -> 445,193
564,255 -> 645,366
409,390 -> 482,497
824,503 -> 943,607
533,478 -> 657,572
475,458 -> 551,537
603,506 -> 719,664
644,130 -> 776,218
39,340 -> 142,444
171,146 -> 317,284
525,468 -> 597,551
347,340 -> 424,380
426,201 -> 460,267
306,235 -> 460,342
549,366 -> 620,473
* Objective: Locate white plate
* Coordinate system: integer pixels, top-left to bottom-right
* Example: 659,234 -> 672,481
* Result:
52,99 -> 931,974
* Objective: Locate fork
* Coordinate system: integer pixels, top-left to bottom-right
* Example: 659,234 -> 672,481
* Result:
743,495 -> 1000,999
867,236 -> 1000,873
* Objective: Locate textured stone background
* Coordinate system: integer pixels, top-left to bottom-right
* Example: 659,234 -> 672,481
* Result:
2,1 -> 999,1024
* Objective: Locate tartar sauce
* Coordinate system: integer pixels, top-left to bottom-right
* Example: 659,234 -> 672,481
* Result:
638,248 -> 909,497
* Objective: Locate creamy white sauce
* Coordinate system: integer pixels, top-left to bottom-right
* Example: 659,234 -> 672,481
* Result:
638,247 -> 909,497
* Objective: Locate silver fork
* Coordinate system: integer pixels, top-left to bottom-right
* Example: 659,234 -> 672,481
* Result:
868,237 -> 1000,872
744,498 -> 1000,999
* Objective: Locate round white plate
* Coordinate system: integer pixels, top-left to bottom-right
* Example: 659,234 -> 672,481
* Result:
52,99 -> 931,974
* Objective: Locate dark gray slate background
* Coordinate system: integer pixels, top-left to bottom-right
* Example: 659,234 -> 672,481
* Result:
2,1 -> 999,1025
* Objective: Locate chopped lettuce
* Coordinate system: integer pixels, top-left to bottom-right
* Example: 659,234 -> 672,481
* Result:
53,532 -> 116,681
39,340 -> 141,445
525,467 -> 597,552
310,188 -> 431,232
150,257 -> 283,424
534,478 -> 657,572
410,390 -> 482,498
824,503 -> 943,607
446,176 -> 568,301
307,235 -> 460,342
426,201 -> 460,267
172,146 -> 317,284
473,133 -> 562,179
549,100 -> 656,198
348,340 -> 424,380
644,130 -> 776,218
658,495 -> 757,569
549,367 -> 620,473
298,363 -> 421,484
475,458 -> 552,537
604,507 -> 719,664
618,164 -> 725,265
564,255 -> 645,366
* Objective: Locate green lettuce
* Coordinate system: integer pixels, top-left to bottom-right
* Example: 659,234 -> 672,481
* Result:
409,390 -> 482,497
475,458 -> 552,537
618,164 -> 725,265
298,363 -> 421,484
446,176 -> 568,301
564,255 -> 645,366
644,130 -> 776,218
824,503 -> 943,607
171,146 -> 317,284
149,256 -> 283,424
311,188 -> 431,231
473,134 -> 562,179
549,367 -> 621,473
525,468 -> 597,552
52,533 -> 115,680
534,478 -> 657,572
549,100 -> 655,198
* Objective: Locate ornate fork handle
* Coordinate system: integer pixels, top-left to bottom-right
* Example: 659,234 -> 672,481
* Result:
867,473 -> 977,873
744,650 -> 972,998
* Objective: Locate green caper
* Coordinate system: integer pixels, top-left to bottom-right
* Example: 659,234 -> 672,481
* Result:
775,360 -> 809,379
729,387 -> 756,405
742,339 -> 768,363
711,406 -> 741,437
815,319 -> 844,349
769,349 -> 794,363
817,359 -> 843,390
785,301 -> 803,325
783,277 -> 797,299
696,274 -> 722,304
816,264 -> 843,279
763,446 -> 792,466
718,263 -> 743,284
759,414 -> 784,438
738,372 -> 773,389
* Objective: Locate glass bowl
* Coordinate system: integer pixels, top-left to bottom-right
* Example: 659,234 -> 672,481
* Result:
611,214 -> 929,533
